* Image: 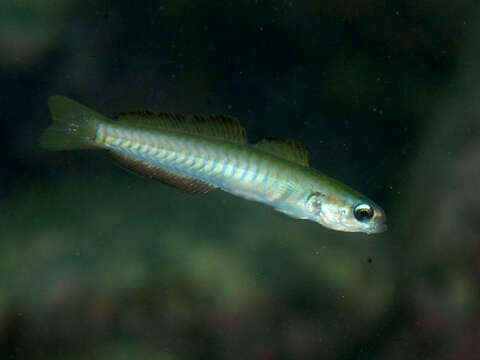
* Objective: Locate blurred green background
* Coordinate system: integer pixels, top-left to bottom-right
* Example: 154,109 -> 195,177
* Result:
1,0 -> 480,359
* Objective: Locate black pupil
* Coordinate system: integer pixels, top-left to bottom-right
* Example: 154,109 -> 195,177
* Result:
358,210 -> 369,218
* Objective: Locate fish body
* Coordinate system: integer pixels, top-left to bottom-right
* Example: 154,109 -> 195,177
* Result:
40,96 -> 387,234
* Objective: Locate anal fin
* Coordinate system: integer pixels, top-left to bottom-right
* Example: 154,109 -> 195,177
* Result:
112,152 -> 216,195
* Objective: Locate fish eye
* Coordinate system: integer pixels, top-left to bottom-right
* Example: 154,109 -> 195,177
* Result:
353,203 -> 373,222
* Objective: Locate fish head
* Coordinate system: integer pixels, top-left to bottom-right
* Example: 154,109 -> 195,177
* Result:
305,191 -> 387,234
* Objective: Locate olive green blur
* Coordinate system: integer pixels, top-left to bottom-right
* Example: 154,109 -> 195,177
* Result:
2,1 -> 480,359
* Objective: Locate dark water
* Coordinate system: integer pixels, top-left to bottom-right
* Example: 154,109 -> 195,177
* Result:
2,1 -> 480,359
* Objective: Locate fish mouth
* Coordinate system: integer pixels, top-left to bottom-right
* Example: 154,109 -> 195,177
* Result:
370,223 -> 388,234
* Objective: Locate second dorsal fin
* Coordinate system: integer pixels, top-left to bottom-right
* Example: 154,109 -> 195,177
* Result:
111,152 -> 217,194
116,112 -> 248,144
253,137 -> 310,167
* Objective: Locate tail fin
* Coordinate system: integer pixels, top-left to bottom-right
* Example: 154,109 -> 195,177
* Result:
40,96 -> 109,150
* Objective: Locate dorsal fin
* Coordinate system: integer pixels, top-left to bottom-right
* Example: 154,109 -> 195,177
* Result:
253,137 -> 310,167
116,112 -> 247,144
112,152 -> 216,194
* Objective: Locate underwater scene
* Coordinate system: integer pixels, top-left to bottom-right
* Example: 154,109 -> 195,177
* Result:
1,1 -> 480,359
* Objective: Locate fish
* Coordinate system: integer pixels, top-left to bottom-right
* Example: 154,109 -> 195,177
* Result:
40,96 -> 387,234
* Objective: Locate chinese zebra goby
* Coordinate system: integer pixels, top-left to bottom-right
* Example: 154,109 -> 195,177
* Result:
40,96 -> 387,234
